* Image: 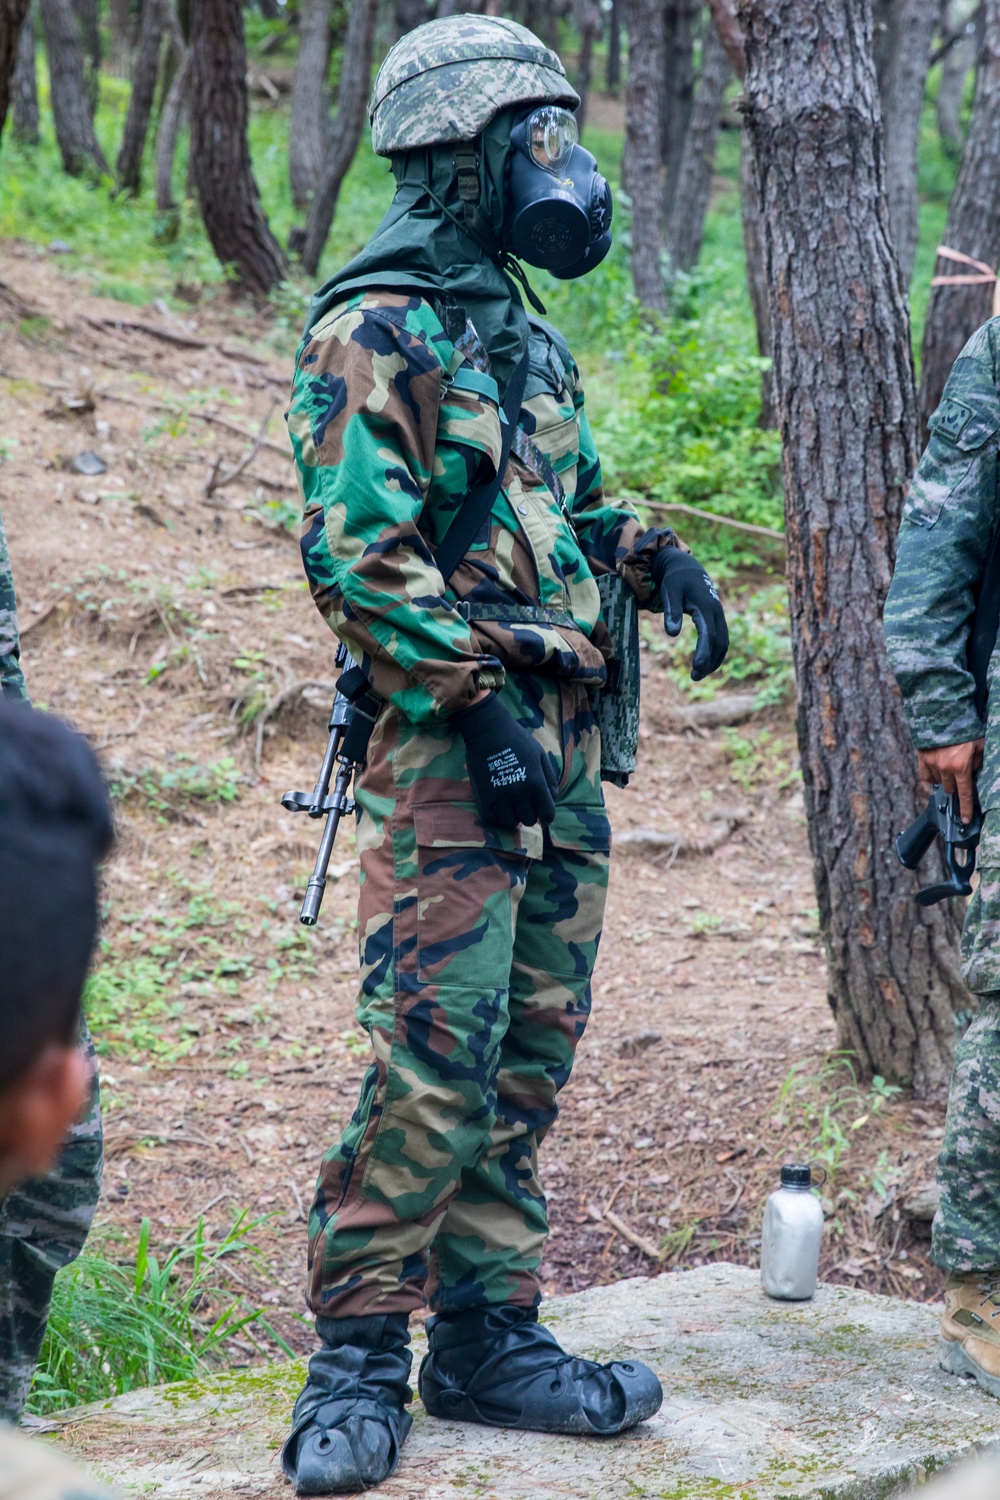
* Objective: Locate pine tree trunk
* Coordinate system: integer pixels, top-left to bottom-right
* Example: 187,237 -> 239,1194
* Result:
289,0 -> 331,211
740,133 -> 775,427
299,0 -> 379,277
936,2 -> 982,155
918,0 -> 1000,434
107,0 -> 133,75
738,0 -> 968,1093
879,0 -> 939,283
661,0 -> 698,225
666,19 -> 728,271
0,0 -> 31,141
188,0 -> 286,294
11,2 -> 38,144
394,0 -> 426,33
154,41 -> 188,228
39,0 -> 109,174
71,0 -> 98,114
607,0 -> 622,87
116,0 -> 165,195
624,0 -> 668,310
574,0 -> 600,133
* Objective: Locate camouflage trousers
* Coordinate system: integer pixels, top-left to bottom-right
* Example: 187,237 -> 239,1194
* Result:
308,674 -> 609,1319
0,1021 -> 103,1420
0,507 -> 26,703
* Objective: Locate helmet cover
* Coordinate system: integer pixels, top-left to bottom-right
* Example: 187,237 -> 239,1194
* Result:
369,14 -> 580,157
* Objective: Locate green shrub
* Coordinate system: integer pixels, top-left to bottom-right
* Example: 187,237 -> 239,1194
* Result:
28,1215 -> 293,1414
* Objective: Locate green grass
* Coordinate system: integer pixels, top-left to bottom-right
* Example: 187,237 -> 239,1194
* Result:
27,1214 -> 295,1415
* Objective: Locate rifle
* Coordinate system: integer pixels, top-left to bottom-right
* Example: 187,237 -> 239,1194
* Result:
895,784 -> 983,905
280,644 -> 380,927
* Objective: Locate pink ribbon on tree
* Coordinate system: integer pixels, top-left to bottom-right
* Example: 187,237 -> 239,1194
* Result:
931,245 -> 1000,318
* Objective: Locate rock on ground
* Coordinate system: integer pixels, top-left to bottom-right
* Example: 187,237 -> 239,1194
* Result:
45,1264 -> 1000,1498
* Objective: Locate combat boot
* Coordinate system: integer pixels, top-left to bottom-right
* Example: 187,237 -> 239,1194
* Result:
418,1303 -> 663,1435
939,1270 -> 1000,1398
281,1314 -> 412,1495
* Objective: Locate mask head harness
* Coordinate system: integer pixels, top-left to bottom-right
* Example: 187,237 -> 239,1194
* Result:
422,105 -> 612,311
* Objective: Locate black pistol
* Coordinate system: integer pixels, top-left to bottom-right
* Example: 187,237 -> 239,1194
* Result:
895,783 -> 983,906
280,644 -> 379,926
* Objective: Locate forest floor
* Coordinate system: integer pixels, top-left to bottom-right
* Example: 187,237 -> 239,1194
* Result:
0,242 -> 950,1371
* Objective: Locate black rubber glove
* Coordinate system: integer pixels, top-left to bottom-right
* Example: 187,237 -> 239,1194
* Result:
651,548 -> 729,681
453,693 -> 557,829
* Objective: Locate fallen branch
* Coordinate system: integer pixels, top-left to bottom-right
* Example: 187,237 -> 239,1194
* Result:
616,807 -> 748,861
637,498 -> 784,542
81,315 -> 284,375
204,399 -> 279,499
20,597 -> 63,635
602,1209 -> 665,1262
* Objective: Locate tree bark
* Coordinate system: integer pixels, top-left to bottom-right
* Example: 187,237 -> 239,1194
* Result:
919,0 -> 1000,433
0,0 -> 31,142
574,0 -> 600,133
878,0 -> 939,283
11,1 -> 38,144
607,0 -> 622,86
298,0 -> 380,277
155,41 -> 188,229
937,0 -> 982,154
394,0 -> 427,33
666,18 -> 729,271
661,0 -> 698,225
39,0 -> 109,174
738,0 -> 968,1093
740,132 -> 775,427
289,0 -> 332,211
71,0 -> 99,114
107,0 -> 133,75
188,0 -> 286,294
624,0 -> 668,310
116,0 -> 166,195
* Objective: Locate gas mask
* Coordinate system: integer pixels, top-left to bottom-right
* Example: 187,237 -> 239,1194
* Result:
504,106 -> 612,280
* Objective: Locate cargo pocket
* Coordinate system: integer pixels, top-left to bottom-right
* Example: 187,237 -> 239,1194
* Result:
517,802 -> 611,980
438,373 -> 503,548
412,801 -> 529,987
904,395 -> 1000,529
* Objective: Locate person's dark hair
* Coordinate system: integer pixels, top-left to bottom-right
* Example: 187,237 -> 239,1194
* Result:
0,704 -> 113,1090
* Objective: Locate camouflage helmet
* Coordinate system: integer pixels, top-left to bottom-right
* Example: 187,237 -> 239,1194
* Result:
369,14 -> 581,158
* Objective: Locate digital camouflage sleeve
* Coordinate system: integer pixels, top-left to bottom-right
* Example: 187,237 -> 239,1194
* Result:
0,508 -> 27,702
884,318 -> 1000,751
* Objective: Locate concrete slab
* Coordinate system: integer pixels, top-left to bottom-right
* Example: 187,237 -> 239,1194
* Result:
46,1264 -> 1000,1499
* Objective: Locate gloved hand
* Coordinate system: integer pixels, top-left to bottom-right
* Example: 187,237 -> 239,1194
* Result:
651,548 -> 729,681
453,693 -> 557,829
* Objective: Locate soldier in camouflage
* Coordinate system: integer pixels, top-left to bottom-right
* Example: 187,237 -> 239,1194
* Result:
0,702 -> 116,1497
0,510 -> 104,1421
281,16 -> 728,1494
885,317 -> 1000,1401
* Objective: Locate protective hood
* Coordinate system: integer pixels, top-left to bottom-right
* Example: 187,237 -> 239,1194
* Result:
304,111 -> 529,396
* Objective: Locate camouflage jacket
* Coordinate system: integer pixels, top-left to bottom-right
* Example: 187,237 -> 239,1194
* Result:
885,317 -> 1000,752
0,508 -> 26,701
286,291 -> 674,725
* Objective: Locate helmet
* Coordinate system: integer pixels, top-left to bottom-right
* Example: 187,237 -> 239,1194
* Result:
368,15 -> 580,158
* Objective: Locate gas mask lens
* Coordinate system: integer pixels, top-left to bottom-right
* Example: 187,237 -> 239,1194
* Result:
526,107 -> 579,174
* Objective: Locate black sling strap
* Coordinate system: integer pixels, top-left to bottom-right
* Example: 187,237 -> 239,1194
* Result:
433,350 -> 530,587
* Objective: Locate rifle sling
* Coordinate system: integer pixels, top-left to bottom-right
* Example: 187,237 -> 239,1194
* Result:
432,350 -> 531,587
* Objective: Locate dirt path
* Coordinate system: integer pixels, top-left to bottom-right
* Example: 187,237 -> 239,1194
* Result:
0,244 -> 946,1368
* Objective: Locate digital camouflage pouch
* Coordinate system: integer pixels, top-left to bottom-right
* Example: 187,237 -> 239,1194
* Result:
593,572 -> 640,787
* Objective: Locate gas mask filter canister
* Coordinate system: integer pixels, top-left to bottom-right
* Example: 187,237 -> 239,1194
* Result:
505,106 -> 613,279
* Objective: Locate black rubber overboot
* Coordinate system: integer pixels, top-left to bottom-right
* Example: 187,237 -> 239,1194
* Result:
418,1303 -> 662,1436
281,1313 -> 413,1495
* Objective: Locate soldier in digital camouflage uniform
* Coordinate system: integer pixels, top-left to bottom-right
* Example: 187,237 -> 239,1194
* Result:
886,317 -> 1000,1402
0,701 -> 116,1498
279,16 -> 729,1494
0,510 -> 103,1421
